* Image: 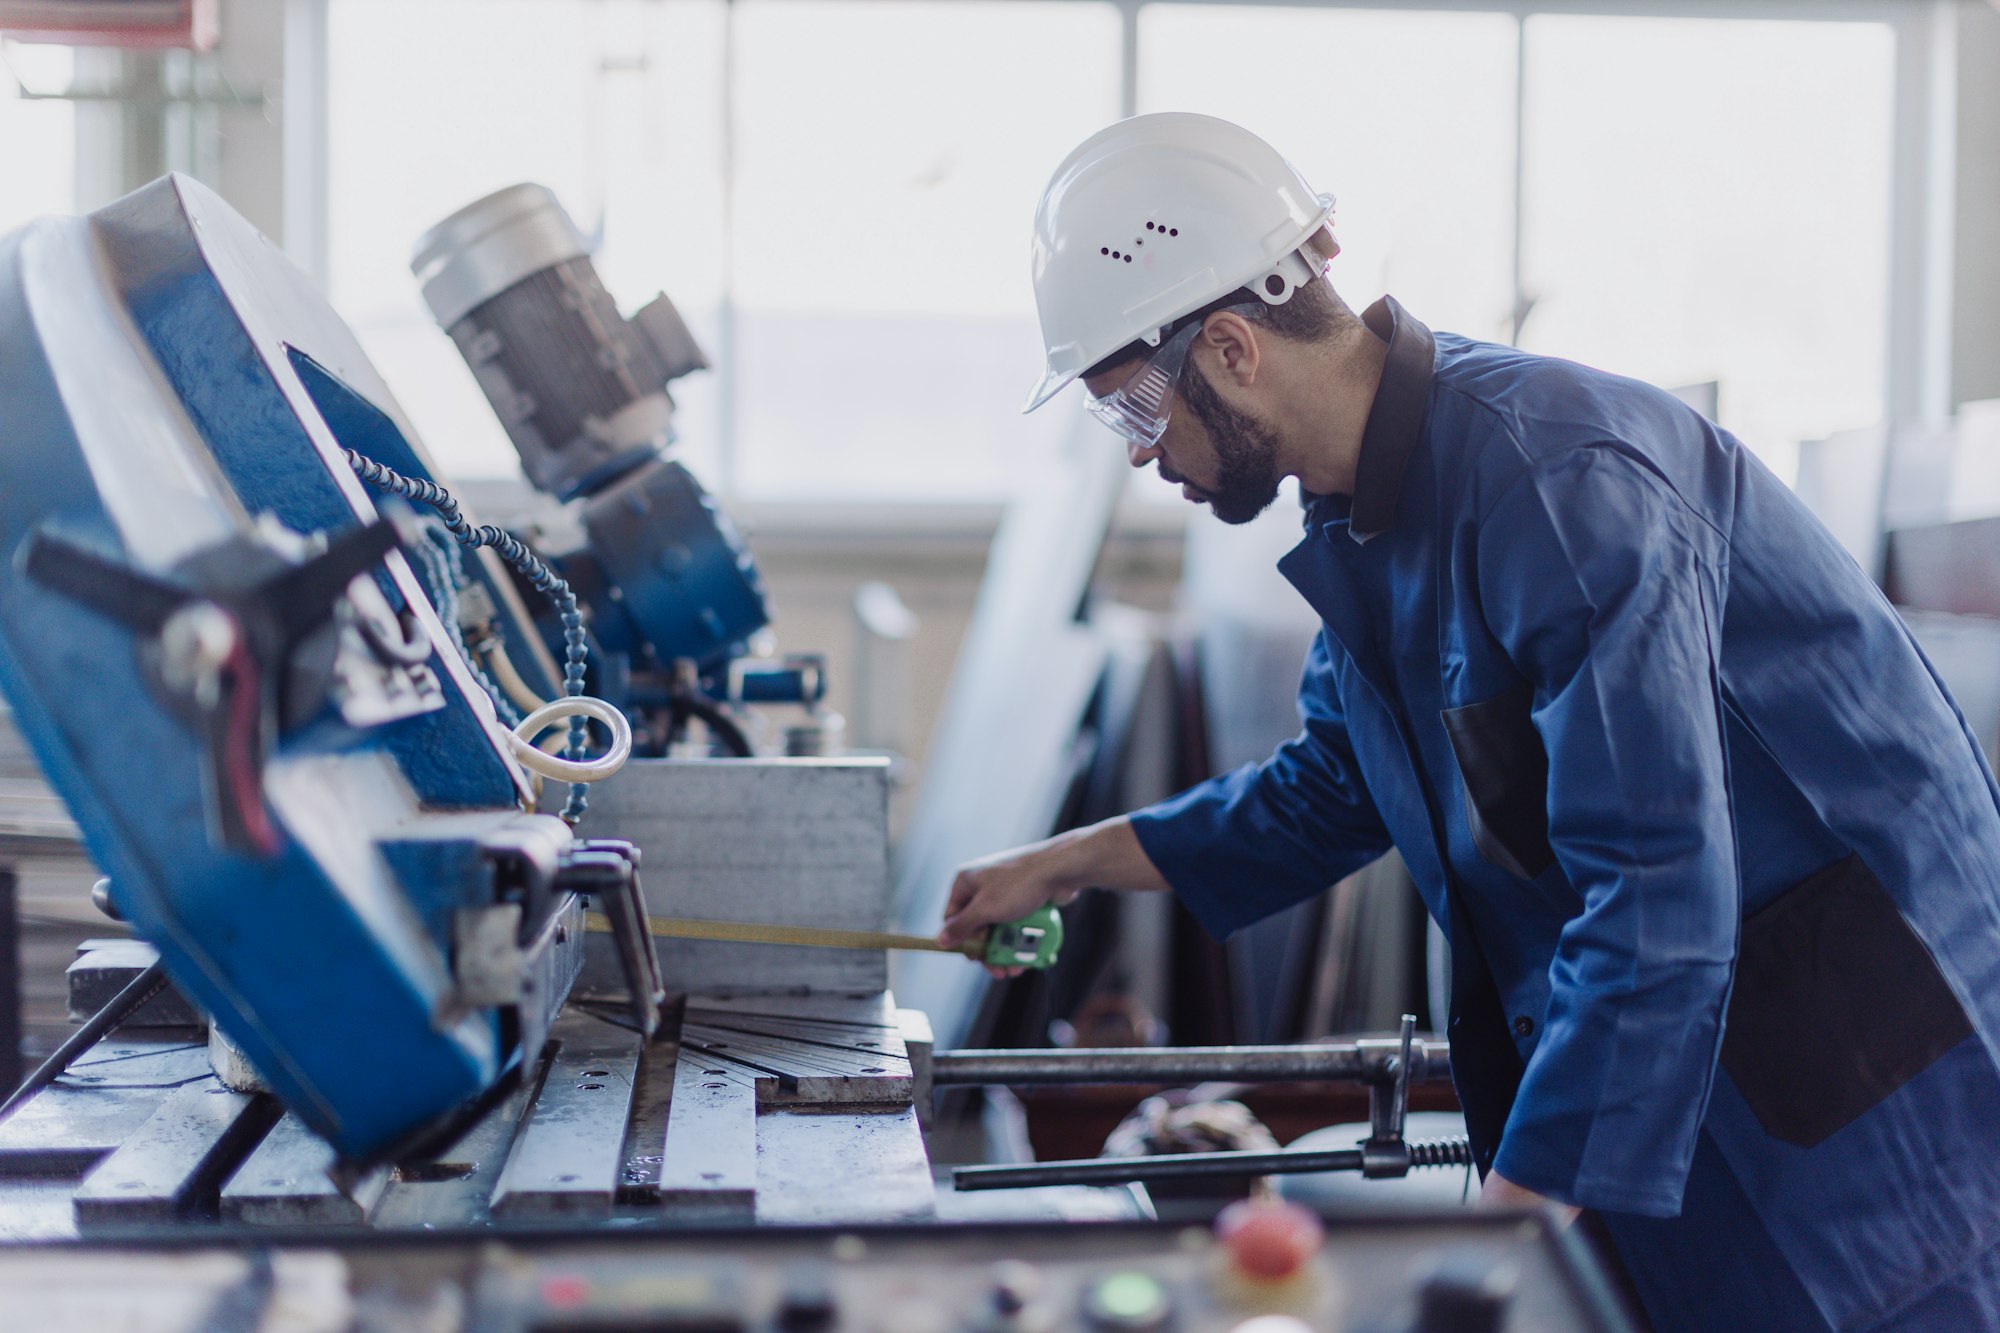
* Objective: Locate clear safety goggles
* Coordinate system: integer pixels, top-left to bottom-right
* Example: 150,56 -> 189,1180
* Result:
1084,302 -> 1262,448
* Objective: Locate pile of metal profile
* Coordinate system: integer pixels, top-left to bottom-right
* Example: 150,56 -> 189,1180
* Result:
0,950 -> 938,1237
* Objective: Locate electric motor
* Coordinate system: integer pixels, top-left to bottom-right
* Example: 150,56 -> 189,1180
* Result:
411,183 -> 708,500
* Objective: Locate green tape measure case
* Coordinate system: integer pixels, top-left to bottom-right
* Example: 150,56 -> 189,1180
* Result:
983,906 -> 1065,969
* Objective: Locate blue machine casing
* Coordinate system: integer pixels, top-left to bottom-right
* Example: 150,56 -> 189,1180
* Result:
0,176 -> 589,1159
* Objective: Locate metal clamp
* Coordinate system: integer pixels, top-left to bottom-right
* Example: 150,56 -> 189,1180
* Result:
947,1014 -> 1473,1194
558,840 -> 664,1040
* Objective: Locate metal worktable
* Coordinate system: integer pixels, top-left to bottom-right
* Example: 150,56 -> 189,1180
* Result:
0,982 -> 938,1238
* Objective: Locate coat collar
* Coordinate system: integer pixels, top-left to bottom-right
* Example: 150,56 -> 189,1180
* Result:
1302,295 -> 1436,544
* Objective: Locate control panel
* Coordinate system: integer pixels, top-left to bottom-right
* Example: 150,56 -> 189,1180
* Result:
0,1207 -> 1634,1332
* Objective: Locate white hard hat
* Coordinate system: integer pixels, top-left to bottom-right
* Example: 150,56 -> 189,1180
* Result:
1023,112 -> 1335,413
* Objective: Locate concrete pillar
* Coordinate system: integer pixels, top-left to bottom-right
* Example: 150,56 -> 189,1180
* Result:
1952,2 -> 2000,408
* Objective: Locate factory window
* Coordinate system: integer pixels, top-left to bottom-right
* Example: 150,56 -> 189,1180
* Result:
1518,15 -> 1893,483
1140,6 -> 1892,489
1137,6 -> 1520,347
0,43 -> 77,236
320,1 -> 1897,507
325,0 -> 1118,505
727,0 -> 1122,501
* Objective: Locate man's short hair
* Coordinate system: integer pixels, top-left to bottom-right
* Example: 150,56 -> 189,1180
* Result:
1083,275 -> 1354,381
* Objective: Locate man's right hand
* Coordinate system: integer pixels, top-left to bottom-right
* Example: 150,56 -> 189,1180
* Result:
935,816 -> 1170,977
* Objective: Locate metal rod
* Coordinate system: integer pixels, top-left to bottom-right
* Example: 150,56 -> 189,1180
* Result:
0,869 -> 17,1095
954,1147 -> 1366,1191
0,960 -> 166,1123
930,1038 -> 1451,1088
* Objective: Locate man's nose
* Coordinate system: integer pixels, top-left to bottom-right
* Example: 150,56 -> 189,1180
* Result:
1127,438 -> 1161,469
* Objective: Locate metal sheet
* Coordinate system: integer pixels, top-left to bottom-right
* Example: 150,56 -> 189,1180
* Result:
71,1079 -> 278,1226
0,1038 -> 210,1176
568,758 -> 893,996
220,1110 -> 389,1226
489,1013 -> 643,1221
753,1107 -> 935,1225
682,995 -> 912,1107
898,1007 -> 934,1129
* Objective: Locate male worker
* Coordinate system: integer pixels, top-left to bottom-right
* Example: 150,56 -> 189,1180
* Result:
936,113 -> 2000,1332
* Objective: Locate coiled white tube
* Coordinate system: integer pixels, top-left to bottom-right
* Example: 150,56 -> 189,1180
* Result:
505,696 -> 633,784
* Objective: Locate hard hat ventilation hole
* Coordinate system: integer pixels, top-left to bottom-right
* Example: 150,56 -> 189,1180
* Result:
1110,250 -> 1121,259
1101,247 -> 1110,256
1124,255 -> 1132,263
1146,222 -> 1156,230
1265,274 -> 1286,296
1169,228 -> 1179,237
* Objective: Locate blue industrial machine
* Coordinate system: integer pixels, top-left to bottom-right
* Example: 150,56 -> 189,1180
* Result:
0,174 -> 660,1162
410,183 -> 831,758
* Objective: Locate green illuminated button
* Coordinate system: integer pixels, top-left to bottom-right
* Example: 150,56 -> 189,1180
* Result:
1084,1271 -> 1171,1330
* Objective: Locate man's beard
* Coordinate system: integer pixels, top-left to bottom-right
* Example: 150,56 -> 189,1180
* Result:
1174,360 -> 1284,525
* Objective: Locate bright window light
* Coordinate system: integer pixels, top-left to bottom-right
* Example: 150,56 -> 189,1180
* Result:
1139,5 -> 1519,342
0,43 -> 77,236
1519,16 -> 1894,482
728,0 -> 1120,501
319,2 -> 1899,509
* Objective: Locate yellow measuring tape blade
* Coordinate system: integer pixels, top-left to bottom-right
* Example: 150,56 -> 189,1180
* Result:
583,911 -> 980,958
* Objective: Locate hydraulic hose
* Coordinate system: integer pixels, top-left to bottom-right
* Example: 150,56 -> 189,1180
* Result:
671,690 -> 754,758
343,449 -> 609,821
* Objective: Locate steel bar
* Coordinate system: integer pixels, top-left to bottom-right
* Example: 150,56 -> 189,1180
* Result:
930,1038 -> 1451,1088
72,1080 -> 280,1224
954,1147 -> 1367,1191
490,1014 -> 643,1221
0,869 -> 16,1095
955,1135 -> 1474,1192
221,1110 -> 390,1226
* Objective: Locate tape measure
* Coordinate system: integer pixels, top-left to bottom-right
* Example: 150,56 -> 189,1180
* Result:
582,905 -> 1065,970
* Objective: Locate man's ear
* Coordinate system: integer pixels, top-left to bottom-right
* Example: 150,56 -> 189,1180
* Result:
1199,311 -> 1261,388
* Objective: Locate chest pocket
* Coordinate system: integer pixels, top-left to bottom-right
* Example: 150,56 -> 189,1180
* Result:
1441,681 -> 1555,882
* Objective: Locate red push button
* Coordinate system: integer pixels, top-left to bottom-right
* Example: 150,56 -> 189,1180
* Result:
1216,1200 -> 1325,1283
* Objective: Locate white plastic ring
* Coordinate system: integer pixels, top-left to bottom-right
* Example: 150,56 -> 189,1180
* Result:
505,696 -> 632,783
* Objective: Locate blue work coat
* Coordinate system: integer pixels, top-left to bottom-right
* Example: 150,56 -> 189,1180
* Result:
1130,297 -> 2000,1333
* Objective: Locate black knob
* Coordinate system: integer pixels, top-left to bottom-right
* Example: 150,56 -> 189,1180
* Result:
777,1262 -> 837,1329
1415,1251 -> 1517,1333
90,878 -> 123,923
987,1260 -> 1043,1318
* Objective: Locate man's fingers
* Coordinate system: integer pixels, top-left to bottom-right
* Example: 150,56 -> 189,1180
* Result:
943,871 -> 978,920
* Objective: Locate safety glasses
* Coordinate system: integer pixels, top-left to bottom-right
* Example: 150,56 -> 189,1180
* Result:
1084,303 -> 1261,448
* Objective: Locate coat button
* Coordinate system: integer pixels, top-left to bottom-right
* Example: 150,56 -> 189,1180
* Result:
1512,1015 -> 1535,1038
